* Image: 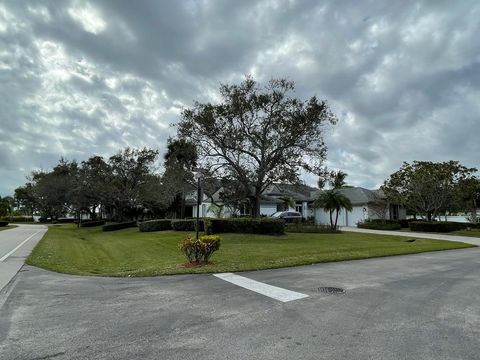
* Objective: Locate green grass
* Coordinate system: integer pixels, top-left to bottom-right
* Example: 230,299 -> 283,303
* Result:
0,225 -> 18,232
451,228 -> 480,238
26,224 -> 475,277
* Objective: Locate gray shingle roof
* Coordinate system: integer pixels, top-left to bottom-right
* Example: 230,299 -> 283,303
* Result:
311,187 -> 385,205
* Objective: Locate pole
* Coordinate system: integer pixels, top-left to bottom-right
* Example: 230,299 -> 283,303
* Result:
196,176 -> 201,240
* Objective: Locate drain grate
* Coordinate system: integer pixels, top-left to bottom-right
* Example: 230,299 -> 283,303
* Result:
317,287 -> 345,295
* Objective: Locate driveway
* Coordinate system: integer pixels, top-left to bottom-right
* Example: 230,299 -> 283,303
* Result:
1,244 -> 479,359
342,226 -> 480,246
0,224 -> 47,292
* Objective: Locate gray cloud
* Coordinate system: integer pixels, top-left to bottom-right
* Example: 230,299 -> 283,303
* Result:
0,0 -> 479,195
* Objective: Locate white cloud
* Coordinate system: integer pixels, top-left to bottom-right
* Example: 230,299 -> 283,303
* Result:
0,0 -> 479,195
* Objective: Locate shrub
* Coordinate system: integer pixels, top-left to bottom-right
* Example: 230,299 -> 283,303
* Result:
57,218 -> 75,223
102,221 -> 137,232
205,218 -> 285,235
409,221 -> 467,233
179,235 -> 221,264
357,219 -> 401,230
80,220 -> 106,228
171,219 -> 204,232
139,219 -> 172,232
285,223 -> 339,233
0,221 -> 8,227
0,216 -> 34,223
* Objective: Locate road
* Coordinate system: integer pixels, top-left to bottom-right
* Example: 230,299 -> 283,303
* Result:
0,224 -> 47,293
1,242 -> 479,359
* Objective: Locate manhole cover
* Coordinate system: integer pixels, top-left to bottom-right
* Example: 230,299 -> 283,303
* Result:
317,287 -> 345,295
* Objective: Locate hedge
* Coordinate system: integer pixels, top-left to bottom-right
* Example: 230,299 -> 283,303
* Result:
80,220 -> 106,228
171,219 -> 204,232
0,216 -> 34,223
357,219 -> 401,230
139,219 -> 172,232
409,221 -> 468,233
0,221 -> 8,227
56,218 -> 75,223
285,223 -> 339,233
102,221 -> 137,232
205,218 -> 285,235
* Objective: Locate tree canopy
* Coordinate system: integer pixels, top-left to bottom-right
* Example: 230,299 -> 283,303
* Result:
382,161 -> 477,221
177,76 -> 337,217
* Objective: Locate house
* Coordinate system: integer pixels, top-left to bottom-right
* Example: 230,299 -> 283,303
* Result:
188,183 -> 316,219
312,187 -> 406,227
187,182 -> 406,227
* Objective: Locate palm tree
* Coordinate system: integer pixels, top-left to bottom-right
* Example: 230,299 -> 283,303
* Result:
330,170 -> 348,189
314,190 -> 353,229
279,196 -> 295,211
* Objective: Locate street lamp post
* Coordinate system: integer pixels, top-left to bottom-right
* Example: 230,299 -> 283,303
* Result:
194,170 -> 204,240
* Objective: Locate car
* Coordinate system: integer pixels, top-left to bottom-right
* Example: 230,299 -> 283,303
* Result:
270,211 -> 303,222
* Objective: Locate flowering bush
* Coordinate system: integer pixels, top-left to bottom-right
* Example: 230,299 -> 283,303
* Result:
179,235 -> 221,264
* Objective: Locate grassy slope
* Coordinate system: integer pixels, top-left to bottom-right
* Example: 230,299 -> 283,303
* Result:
26,224 -> 475,277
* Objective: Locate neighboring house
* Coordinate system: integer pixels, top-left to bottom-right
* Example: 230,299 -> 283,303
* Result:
313,187 -> 406,227
188,183 -> 316,219
187,183 -> 406,227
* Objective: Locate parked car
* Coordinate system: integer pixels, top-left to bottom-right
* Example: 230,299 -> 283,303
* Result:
271,211 -> 303,222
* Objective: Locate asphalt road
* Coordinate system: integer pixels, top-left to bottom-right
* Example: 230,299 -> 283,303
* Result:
1,245 -> 479,360
0,224 -> 47,293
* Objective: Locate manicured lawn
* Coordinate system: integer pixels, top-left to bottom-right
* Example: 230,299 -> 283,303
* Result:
26,224 -> 475,277
451,229 -> 480,238
0,225 -> 18,232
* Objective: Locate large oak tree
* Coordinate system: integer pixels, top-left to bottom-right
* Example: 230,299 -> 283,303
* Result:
382,161 -> 477,221
177,77 -> 337,217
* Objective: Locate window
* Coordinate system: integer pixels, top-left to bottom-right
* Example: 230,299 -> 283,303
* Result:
240,204 -> 250,216
295,203 -> 303,214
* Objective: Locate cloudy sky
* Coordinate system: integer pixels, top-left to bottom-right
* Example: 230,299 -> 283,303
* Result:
1,0 -> 479,195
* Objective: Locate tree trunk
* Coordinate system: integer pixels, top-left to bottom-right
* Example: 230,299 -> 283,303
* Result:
334,209 -> 339,229
252,191 -> 261,218
329,210 -> 334,230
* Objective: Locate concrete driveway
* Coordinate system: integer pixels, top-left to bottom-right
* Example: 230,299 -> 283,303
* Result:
1,243 -> 479,359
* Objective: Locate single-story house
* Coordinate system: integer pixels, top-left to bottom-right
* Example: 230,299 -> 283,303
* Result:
186,183 -> 405,227
312,187 -> 406,227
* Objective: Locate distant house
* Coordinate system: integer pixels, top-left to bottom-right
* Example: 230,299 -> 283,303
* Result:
187,183 -> 406,227
313,187 -> 406,227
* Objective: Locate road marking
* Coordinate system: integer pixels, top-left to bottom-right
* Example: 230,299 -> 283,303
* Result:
214,273 -> 309,303
0,230 -> 43,262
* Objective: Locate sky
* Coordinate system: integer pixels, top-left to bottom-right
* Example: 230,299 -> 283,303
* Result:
1,0 -> 479,195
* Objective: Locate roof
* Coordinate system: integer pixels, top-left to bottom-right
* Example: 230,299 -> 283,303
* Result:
311,187 -> 385,206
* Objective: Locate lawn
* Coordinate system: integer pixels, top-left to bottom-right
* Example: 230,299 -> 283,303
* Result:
451,228 -> 480,238
26,224 -> 475,277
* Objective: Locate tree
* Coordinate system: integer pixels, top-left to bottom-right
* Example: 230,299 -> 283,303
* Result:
108,148 -> 159,221
457,176 -> 480,224
14,184 -> 36,217
382,161 -> 477,221
318,169 -> 348,190
368,190 -> 390,222
160,138 -> 198,218
178,76 -> 337,217
279,196 -> 295,211
314,190 -> 352,229
330,170 -> 348,189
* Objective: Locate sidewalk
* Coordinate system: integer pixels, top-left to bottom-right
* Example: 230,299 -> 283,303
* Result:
342,226 -> 480,246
